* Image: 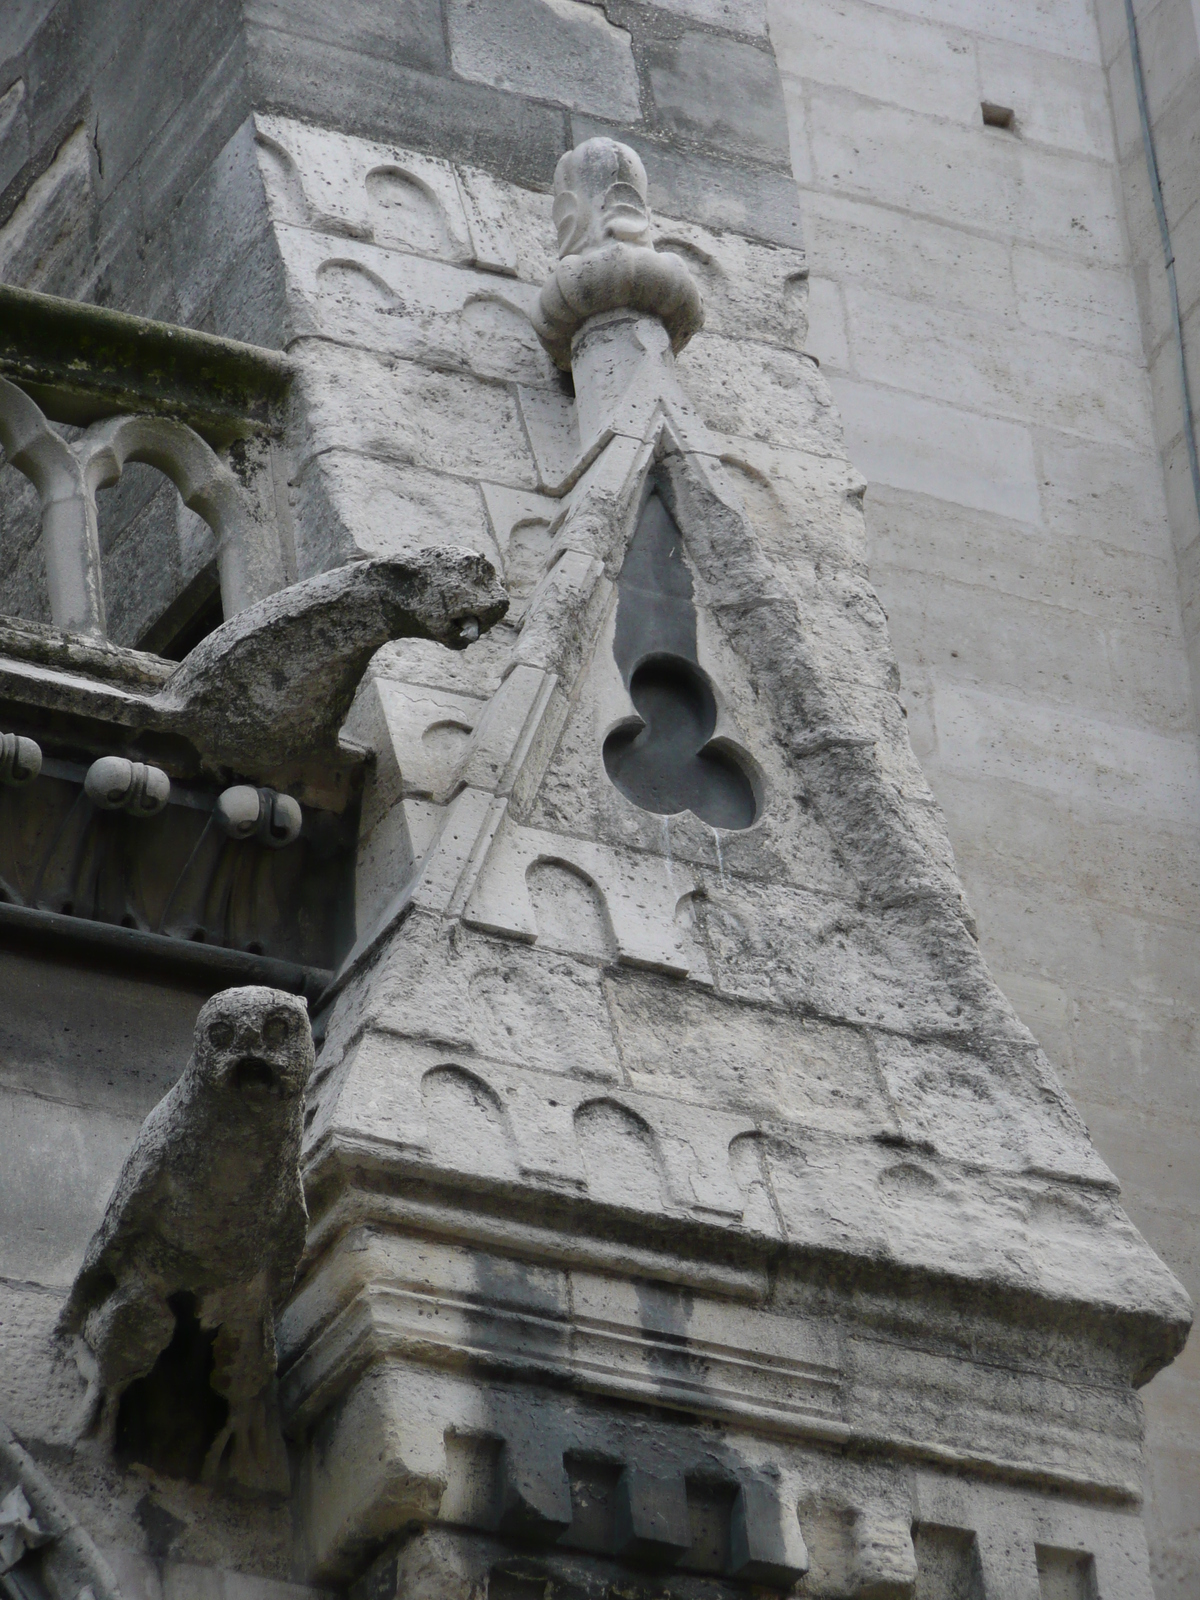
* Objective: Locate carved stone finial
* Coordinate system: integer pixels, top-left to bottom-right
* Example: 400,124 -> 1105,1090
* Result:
533,137 -> 704,370
58,985 -> 314,1492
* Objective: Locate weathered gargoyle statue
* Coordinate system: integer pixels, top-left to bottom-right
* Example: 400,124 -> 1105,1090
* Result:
58,986 -> 313,1493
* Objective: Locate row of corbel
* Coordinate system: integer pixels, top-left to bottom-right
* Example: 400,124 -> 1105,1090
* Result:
0,733 -> 301,845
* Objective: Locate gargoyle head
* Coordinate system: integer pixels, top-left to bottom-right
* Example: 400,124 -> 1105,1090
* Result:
192,985 -> 313,1103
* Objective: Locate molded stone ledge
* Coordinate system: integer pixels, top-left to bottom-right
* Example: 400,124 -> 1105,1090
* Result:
298,1048 -> 1190,1356
285,1336 -> 1152,1588
0,283 -> 291,443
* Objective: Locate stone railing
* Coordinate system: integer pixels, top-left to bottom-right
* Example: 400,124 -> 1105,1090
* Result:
0,282 -> 294,639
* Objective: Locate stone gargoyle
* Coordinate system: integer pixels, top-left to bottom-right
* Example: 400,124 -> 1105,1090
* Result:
154,549 -> 509,771
58,986 -> 314,1493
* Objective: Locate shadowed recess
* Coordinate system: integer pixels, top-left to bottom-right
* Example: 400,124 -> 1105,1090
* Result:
604,657 -> 755,828
115,1291 -> 229,1481
606,488 -> 755,829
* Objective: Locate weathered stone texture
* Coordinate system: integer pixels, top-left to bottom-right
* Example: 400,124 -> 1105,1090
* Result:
769,0 -> 1200,1590
0,4 -> 1195,1599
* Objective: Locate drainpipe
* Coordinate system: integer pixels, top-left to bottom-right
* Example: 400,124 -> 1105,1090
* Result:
1124,0 -> 1200,528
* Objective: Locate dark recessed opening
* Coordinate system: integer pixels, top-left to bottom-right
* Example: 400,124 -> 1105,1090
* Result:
603,656 -> 756,830
981,101 -> 1015,130
115,1291 -> 228,1480
136,562 -> 224,661
230,1055 -> 277,1094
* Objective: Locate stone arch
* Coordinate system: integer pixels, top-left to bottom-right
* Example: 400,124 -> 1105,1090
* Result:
503,516 -> 553,600
315,258 -> 402,313
421,1064 -> 518,1181
526,857 -> 614,960
365,166 -> 453,256
254,133 -> 309,225
574,1098 -> 666,1211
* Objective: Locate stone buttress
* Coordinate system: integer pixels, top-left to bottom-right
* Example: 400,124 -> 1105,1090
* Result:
277,132 -> 1190,1600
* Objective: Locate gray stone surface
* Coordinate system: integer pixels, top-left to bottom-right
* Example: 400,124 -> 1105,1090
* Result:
60,987 -> 313,1492
768,0 -> 1200,1590
0,8 -> 1196,1600
447,0 -> 642,120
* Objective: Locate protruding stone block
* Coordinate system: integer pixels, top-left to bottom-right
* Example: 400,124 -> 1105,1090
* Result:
497,1435 -> 571,1540
729,1479 -> 809,1587
614,1466 -> 691,1565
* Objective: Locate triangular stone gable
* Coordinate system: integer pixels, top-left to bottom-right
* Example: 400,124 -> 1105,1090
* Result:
311,295 -> 1185,1334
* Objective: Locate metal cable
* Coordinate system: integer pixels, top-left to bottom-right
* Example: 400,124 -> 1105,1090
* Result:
1124,0 -> 1200,525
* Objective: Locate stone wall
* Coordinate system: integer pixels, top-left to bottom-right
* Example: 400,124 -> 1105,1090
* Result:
0,3 -> 1194,1598
768,0 -> 1200,1592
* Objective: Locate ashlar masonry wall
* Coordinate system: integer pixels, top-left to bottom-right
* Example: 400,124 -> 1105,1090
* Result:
769,0 -> 1200,1592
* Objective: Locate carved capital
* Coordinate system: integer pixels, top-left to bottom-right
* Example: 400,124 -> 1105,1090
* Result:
534,138 -> 703,370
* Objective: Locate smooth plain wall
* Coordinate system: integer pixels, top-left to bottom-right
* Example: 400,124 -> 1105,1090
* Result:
767,0 -> 1200,1593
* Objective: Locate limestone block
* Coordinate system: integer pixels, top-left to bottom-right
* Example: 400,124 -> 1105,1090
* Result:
805,276 -> 849,370
171,118 -> 277,327
309,1020 -> 757,1225
648,219 -> 808,347
729,1478 -> 809,1585
676,334 -> 842,455
254,115 -> 472,260
979,41 -> 1120,162
516,383 -> 583,493
464,817 -> 710,977
454,165 -> 520,276
368,635 -> 511,702
642,29 -> 792,167
457,664 -> 559,797
292,341 -> 538,492
712,438 -> 870,578
931,682 -> 1200,826
0,123 -> 95,295
836,369 -> 1042,520
842,284 -> 1154,451
0,1088 -> 139,1286
870,1032 -> 1112,1183
909,1476 -> 1157,1600
772,0 -> 981,127
851,1504 -> 918,1598
299,1362 -> 449,1581
307,1028 -> 431,1155
498,1434 -> 572,1538
797,188 -> 1017,322
1036,431 -> 1173,554
367,678 -> 487,800
446,0 -> 641,121
613,1465 -> 691,1562
278,1230 -> 573,1393
652,0 -> 768,34
274,225 -> 555,387
696,875 -> 969,1036
479,484 -> 560,607
866,483 -> 1181,633
801,87 -> 1124,264
604,971 -> 895,1137
0,79 -> 29,199
348,918 -> 624,1081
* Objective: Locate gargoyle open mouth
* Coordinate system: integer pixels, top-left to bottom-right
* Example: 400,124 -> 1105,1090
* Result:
229,1056 -> 279,1094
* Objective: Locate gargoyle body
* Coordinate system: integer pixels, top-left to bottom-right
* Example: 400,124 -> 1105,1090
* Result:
59,986 -> 314,1492
156,550 -> 509,770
